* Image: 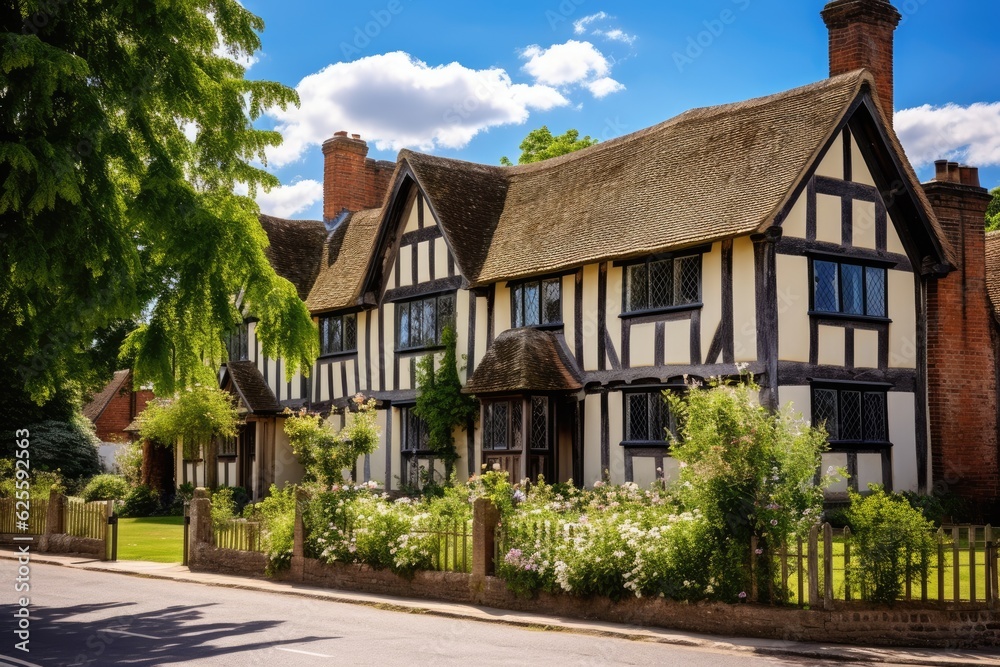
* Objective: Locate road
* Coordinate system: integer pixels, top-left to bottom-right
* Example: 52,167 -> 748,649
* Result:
2,563 -> 889,666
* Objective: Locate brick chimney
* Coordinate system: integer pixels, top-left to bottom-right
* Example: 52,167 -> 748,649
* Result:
923,161 -> 999,512
821,0 -> 902,126
321,131 -> 395,221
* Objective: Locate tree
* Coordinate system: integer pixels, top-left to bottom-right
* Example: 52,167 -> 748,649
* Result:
139,384 -> 239,489
1,1 -> 318,405
500,126 -> 598,166
285,395 -> 381,487
987,187 -> 1000,232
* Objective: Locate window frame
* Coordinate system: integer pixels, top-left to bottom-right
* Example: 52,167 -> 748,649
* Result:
319,312 -> 358,357
395,291 -> 456,353
481,396 -> 551,452
510,277 -> 563,329
400,405 -> 432,453
810,381 -> 891,449
619,250 -> 704,317
227,321 -> 250,362
808,255 -> 890,322
621,388 -> 679,447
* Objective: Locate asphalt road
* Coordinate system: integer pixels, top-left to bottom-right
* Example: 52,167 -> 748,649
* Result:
2,563 -> 881,667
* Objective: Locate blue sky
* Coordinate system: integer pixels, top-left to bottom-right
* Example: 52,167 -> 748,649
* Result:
238,0 -> 1000,219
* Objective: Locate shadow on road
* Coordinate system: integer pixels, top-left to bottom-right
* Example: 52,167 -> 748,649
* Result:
26,601 -> 336,665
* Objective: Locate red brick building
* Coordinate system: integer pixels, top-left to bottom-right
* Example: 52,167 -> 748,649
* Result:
82,369 -> 155,444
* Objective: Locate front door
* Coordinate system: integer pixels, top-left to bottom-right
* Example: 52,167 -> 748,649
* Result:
237,423 -> 256,498
482,396 -> 557,483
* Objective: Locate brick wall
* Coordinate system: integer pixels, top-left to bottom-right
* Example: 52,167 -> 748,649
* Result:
924,167 -> 998,510
822,0 -> 901,125
189,552 -> 1000,649
322,132 -> 395,219
94,381 -> 154,443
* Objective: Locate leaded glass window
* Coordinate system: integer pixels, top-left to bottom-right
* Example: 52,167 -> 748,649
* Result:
401,407 -> 430,452
227,321 -> 250,361
482,398 -> 550,451
512,278 -> 562,328
812,260 -> 887,318
320,313 -> 358,355
396,293 -> 456,350
624,254 -> 702,313
625,391 -> 676,443
812,385 -> 888,444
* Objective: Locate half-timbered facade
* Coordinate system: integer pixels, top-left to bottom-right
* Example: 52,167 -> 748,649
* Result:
182,0 -> 1000,505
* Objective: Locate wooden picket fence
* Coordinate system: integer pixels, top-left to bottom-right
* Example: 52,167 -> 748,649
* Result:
412,518 -> 472,573
214,518 -> 263,552
751,523 -> 1000,607
63,498 -> 109,540
0,498 -> 48,534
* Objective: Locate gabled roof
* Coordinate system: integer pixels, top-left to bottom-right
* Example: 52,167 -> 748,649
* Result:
306,208 -> 382,314
463,328 -> 583,395
223,361 -> 282,414
259,215 -> 328,301
986,231 -> 1000,323
82,370 -> 131,422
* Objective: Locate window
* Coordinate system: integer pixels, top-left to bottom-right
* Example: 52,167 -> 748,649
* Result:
227,322 -> 249,361
812,260 -> 887,318
482,397 -> 550,451
512,278 -> 562,328
624,391 -> 677,443
218,435 -> 237,457
320,313 -> 357,355
397,293 -> 455,350
401,406 -> 430,452
624,255 -> 701,313
812,385 -> 888,444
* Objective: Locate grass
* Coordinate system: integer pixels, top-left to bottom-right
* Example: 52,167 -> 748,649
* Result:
116,516 -> 184,563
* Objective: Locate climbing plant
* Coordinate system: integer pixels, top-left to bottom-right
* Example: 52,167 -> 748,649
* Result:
414,326 -> 478,471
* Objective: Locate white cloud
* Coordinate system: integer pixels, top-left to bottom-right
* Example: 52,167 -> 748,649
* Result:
895,102 -> 1000,168
254,179 -> 324,218
573,12 -> 609,35
572,12 -> 636,45
264,52 -> 568,167
520,40 -> 624,97
587,77 -> 625,99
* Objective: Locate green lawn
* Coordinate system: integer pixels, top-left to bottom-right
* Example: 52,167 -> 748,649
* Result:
117,516 -> 184,563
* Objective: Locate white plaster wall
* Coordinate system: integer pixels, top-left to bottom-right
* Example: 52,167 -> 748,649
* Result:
776,255 -> 810,362
889,392 -> 918,492
434,237 -> 449,280
398,247 -> 413,287
633,457 -> 657,489
857,453 -> 883,492
851,136 -> 876,187
495,282 -> 512,336
630,322 -> 656,367
732,236 -> 757,362
663,320 -> 690,366
853,200 -> 877,250
778,385 -> 811,421
562,274 -> 576,362
583,394 -> 602,486
815,137 -> 844,180
455,289 -> 471,382
817,325 -> 846,366
887,213 -> 907,255
783,192 -> 808,239
606,265 -> 623,367
700,243 -> 723,362
855,329 -> 879,369
816,193 -> 842,245
608,392 -> 624,485
888,270 -> 917,369
582,265 -> 600,372
474,296 -> 488,369
417,241 -> 431,284
382,303 -> 395,389
824,453 -> 850,495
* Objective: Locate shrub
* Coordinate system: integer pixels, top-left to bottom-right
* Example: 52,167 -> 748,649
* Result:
244,485 -> 297,575
1,415 -> 102,485
668,375 -> 833,601
210,487 -> 236,529
81,474 -> 131,502
118,485 -> 162,517
847,485 -> 936,604
115,440 -> 144,486
285,395 -> 381,486
168,482 -> 195,515
0,460 -> 64,499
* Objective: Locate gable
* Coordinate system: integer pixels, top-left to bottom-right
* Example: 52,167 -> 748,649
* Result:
775,91 -> 953,273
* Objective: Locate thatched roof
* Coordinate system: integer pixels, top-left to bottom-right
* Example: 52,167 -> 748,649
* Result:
306,208 -> 382,314
259,215 -> 327,301
986,231 -> 1000,323
463,328 -> 582,395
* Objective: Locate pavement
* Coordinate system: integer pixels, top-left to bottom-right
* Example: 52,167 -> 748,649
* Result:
4,549 -> 1000,667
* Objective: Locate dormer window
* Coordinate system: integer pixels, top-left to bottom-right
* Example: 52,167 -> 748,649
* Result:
511,278 -> 562,328
624,254 -> 701,314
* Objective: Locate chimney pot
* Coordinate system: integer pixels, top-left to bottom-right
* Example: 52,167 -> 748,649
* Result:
934,160 -> 949,181
351,134 -> 362,140
334,130 -> 349,137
